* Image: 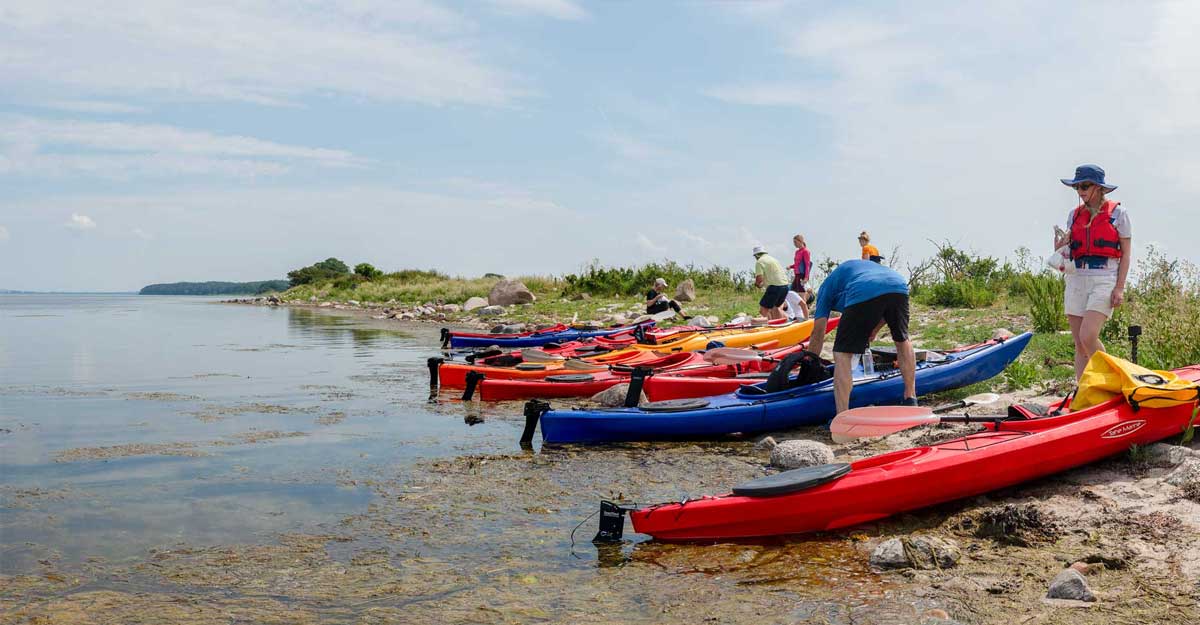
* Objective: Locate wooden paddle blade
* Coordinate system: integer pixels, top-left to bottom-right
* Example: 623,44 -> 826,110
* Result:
829,405 -> 939,441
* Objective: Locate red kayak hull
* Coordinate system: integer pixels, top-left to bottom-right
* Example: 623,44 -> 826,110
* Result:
476,352 -> 706,401
630,365 -> 1200,541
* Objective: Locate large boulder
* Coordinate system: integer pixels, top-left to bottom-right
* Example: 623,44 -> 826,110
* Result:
488,280 -> 536,306
769,440 -> 835,469
463,297 -> 488,311
675,279 -> 696,302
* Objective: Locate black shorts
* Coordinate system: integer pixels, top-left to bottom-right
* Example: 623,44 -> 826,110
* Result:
759,284 -> 789,308
832,292 -> 910,354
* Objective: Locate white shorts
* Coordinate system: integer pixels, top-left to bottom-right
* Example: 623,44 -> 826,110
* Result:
1064,273 -> 1116,318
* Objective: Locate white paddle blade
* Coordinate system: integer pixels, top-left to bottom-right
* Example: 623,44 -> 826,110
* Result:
703,347 -> 762,365
962,392 -> 1001,406
830,405 -> 939,441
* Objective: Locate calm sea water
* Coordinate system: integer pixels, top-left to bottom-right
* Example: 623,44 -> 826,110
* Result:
0,294 -> 514,568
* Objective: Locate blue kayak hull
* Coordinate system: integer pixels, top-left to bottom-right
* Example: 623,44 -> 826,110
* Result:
448,323 -> 648,348
539,332 -> 1033,443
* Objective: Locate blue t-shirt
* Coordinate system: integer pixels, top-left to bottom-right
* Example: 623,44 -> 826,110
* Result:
812,260 -> 908,319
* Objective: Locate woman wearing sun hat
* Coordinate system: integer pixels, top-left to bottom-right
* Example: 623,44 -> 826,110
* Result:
1053,164 -> 1132,381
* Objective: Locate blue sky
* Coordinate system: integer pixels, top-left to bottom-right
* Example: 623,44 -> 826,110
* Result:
2,0 -> 1199,291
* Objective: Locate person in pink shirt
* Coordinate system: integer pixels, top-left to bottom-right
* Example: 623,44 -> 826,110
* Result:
788,234 -> 811,318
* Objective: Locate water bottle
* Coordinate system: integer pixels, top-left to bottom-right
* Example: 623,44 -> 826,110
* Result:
862,348 -> 875,375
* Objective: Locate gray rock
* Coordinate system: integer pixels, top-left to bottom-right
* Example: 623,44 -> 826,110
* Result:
1146,443 -> 1194,467
347,299 -> 360,307
770,440 -> 835,469
488,279 -> 536,306
870,536 -> 961,571
609,314 -> 628,325
1046,568 -> 1096,602
686,316 -> 714,328
992,328 -> 1015,340
463,297 -> 488,311
441,303 -> 462,313
491,323 -> 526,334
592,383 -> 645,408
477,305 -> 505,317
570,292 -> 591,301
870,539 -> 910,570
675,279 -> 696,302
706,316 -> 720,326
308,296 -> 318,302
1165,457 -> 1200,487
397,312 -> 416,320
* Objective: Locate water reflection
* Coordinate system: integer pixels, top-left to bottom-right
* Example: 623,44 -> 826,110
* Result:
286,308 -> 410,348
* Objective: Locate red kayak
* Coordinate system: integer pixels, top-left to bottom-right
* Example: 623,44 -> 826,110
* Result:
476,352 -> 706,401
625,364 -> 1200,541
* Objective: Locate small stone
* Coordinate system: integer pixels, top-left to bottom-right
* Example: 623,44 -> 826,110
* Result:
992,328 -> 1014,340
570,292 -> 591,301
869,536 -> 960,571
1070,561 -> 1089,574
1046,568 -> 1096,602
769,440 -> 834,469
347,299 -> 360,306
686,316 -> 714,328
477,305 -> 505,317
753,436 -> 778,452
442,303 -> 462,313
870,539 -> 910,570
924,609 -> 950,620
463,297 -> 488,311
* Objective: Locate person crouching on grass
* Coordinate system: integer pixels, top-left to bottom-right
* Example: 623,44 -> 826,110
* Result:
645,277 -> 684,317
805,259 -> 916,414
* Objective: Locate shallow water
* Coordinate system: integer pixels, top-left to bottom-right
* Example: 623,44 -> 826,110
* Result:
0,295 -> 935,623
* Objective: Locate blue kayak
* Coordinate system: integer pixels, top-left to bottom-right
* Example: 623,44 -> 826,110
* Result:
443,321 -> 652,349
528,332 -> 1032,444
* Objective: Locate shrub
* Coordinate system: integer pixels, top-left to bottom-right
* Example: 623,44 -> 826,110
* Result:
354,263 -> 383,280
562,260 -> 753,297
287,257 -> 351,287
1017,272 -> 1066,333
909,241 -> 1001,309
1100,248 -> 1200,371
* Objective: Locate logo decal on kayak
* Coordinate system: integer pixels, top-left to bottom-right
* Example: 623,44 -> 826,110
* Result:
1101,420 -> 1146,439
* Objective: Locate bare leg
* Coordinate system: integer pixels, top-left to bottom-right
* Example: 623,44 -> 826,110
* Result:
895,339 -> 917,399
833,351 -> 854,415
1076,310 -> 1108,379
1068,314 -> 1085,380
797,296 -> 810,318
759,305 -> 772,319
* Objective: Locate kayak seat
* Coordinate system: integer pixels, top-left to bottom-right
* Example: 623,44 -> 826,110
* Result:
546,373 -> 595,383
515,363 -> 546,371
639,398 -> 711,412
732,463 -> 852,497
1007,403 -> 1048,420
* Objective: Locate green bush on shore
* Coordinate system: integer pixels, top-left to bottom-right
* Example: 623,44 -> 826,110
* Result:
562,260 -> 753,297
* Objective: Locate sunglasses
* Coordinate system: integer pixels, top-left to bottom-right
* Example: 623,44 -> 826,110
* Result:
1073,182 -> 1095,191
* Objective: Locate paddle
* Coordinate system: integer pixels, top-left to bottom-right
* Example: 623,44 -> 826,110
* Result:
830,393 -> 1001,443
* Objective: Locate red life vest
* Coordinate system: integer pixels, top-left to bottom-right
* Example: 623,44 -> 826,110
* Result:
1069,200 -> 1123,259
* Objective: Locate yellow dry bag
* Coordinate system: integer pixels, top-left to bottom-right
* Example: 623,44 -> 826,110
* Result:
1071,351 -> 1200,412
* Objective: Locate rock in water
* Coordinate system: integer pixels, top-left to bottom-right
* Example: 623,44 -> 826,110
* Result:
463,297 -> 488,311
592,383 -> 645,407
488,280 -> 536,306
869,536 -> 961,571
769,440 -> 834,469
1046,568 -> 1096,602
675,279 -> 696,302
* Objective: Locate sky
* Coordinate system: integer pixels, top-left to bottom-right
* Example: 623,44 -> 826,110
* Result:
2,0 -> 1199,291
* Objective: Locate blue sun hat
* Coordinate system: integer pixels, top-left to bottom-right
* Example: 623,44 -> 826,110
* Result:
1060,164 -> 1117,192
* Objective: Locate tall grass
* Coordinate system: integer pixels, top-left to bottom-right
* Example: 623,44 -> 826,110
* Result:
1016,273 -> 1066,333
1102,248 -> 1200,370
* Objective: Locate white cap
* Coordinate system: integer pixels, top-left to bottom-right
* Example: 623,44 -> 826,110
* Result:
654,277 -> 667,287
752,245 -> 766,256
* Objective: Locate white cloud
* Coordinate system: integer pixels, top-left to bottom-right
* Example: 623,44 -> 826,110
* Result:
0,1 -> 524,107
0,115 -> 362,179
41,100 -> 147,114
488,0 -> 589,20
131,228 -> 153,240
65,213 -> 96,230
635,232 -> 666,256
0,225 -> 8,240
